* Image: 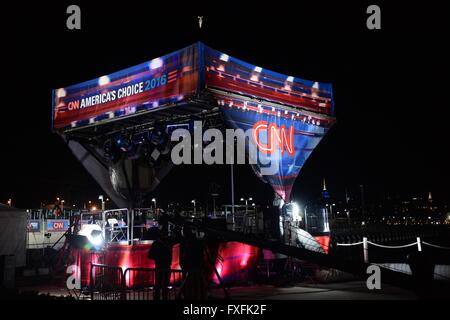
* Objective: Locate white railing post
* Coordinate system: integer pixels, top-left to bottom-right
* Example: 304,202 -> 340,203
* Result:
417,237 -> 422,252
363,237 -> 369,263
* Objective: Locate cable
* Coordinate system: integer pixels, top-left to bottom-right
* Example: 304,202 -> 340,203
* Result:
336,242 -> 363,246
367,241 -> 418,249
422,241 -> 450,250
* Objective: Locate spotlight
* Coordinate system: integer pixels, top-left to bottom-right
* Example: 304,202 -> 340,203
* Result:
219,53 -> 229,62
116,135 -> 131,152
90,230 -> 104,247
56,88 -> 67,98
149,127 -> 167,145
78,224 -> 104,248
98,75 -> 110,86
103,139 -> 120,163
291,202 -> 301,221
150,58 -> 163,70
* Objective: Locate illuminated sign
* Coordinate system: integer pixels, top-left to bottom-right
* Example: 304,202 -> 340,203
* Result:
52,44 -> 199,131
47,219 -> 70,232
53,43 -> 334,132
27,220 -> 41,232
252,121 -> 295,156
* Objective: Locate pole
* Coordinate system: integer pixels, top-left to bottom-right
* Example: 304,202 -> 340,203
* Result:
417,237 -> 422,252
360,185 -> 366,220
131,209 -> 134,245
204,247 -> 229,299
231,164 -> 235,216
102,210 -> 106,240
127,209 -> 130,245
304,205 -> 308,231
363,237 -> 369,263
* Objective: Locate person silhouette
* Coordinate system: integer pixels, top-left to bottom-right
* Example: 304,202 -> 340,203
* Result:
148,230 -> 173,300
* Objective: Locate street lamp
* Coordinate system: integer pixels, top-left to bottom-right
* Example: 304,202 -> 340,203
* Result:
211,193 -> 219,217
98,195 -> 105,211
191,199 -> 196,216
240,197 -> 253,215
7,199 -> 12,207
330,203 -> 336,219
151,198 -> 157,211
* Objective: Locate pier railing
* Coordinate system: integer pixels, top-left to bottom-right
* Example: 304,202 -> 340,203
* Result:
336,237 -> 450,263
336,237 -> 450,280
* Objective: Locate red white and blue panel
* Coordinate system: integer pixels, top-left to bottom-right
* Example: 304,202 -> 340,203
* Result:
204,46 -> 336,201
52,44 -> 200,131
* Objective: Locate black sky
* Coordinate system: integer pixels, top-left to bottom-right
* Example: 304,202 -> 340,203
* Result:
2,2 -> 449,209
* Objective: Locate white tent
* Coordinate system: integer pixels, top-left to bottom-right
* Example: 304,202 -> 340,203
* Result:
0,204 -> 27,267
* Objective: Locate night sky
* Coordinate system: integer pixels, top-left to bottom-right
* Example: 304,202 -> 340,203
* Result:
2,2 -> 449,209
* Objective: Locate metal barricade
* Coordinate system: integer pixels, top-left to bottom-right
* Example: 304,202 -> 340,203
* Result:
90,263 -> 124,300
123,267 -> 183,300
89,263 -> 184,300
